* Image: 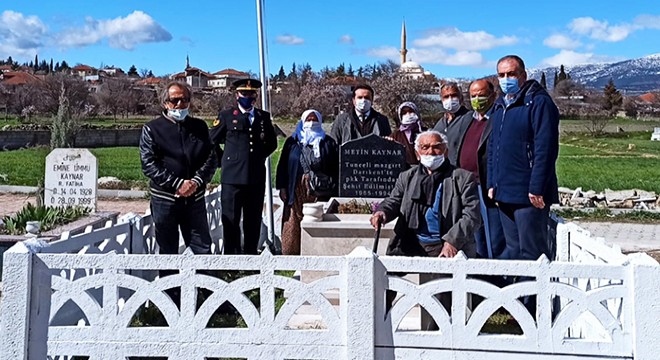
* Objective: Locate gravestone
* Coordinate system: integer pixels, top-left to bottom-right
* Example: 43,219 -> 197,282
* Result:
340,134 -> 406,198
44,148 -> 98,211
652,127 -> 660,141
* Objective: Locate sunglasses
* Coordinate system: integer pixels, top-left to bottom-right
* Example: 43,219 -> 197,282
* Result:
166,97 -> 190,105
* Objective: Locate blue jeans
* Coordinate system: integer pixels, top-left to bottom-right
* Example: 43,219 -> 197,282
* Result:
150,195 -> 212,255
497,202 -> 551,261
475,190 -> 507,259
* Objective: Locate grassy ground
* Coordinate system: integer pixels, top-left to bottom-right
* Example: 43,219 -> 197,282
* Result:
0,139 -> 286,188
558,131 -> 660,193
1,119 -> 659,192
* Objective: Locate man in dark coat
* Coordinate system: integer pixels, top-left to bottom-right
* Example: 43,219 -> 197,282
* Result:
487,55 -> 559,263
140,81 -> 217,256
330,84 -> 391,145
432,82 -> 474,166
456,78 -> 506,260
371,130 -> 480,259
210,79 -> 277,254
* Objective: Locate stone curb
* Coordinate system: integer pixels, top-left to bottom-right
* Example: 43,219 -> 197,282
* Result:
0,185 -> 147,199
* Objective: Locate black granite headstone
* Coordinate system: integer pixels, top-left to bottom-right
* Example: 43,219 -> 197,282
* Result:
340,134 -> 406,198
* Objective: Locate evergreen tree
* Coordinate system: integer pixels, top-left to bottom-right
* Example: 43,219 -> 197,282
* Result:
277,66 -> 286,81
34,54 -> 39,70
147,70 -> 154,78
347,64 -> 354,77
127,65 -> 139,77
6,56 -> 13,65
553,70 -> 558,89
288,62 -> 297,81
602,78 -> 623,116
557,65 -> 567,84
336,63 -> 346,77
60,60 -> 70,71
357,66 -> 364,78
39,60 -> 48,72
49,58 -> 54,73
54,61 -> 60,72
540,72 -> 547,89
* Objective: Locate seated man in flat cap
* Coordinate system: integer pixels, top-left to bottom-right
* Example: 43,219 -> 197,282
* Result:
210,78 -> 277,254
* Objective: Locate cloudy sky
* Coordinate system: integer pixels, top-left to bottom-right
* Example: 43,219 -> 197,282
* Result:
1,0 -> 658,78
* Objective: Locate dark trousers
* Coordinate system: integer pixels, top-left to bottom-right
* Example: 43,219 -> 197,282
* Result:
497,202 -> 552,316
151,195 -> 212,255
221,183 -> 265,255
497,202 -> 551,261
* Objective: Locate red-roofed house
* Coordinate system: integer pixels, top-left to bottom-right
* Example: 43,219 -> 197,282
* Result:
1,71 -> 40,86
71,64 -> 97,78
170,66 -> 214,88
0,65 -> 13,73
135,77 -> 163,87
209,68 -> 249,89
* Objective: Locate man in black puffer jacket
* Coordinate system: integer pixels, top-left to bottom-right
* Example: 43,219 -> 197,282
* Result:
140,81 -> 218,255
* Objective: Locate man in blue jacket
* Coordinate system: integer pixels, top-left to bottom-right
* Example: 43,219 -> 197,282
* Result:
487,55 -> 559,263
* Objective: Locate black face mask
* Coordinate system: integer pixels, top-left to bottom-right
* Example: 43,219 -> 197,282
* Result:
238,96 -> 255,109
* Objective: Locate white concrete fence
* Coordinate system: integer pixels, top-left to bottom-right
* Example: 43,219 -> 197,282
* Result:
1,189 -> 659,359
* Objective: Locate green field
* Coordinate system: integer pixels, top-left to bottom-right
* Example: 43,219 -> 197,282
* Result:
0,139 -> 286,188
1,131 -> 659,193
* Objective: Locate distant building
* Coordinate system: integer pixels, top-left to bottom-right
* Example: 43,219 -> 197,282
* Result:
0,71 -> 41,86
99,67 -> 125,77
399,21 -> 431,80
209,68 -> 249,89
71,64 -> 97,78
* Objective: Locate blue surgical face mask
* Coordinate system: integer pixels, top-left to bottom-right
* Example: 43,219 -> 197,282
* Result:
167,108 -> 189,121
237,96 -> 255,109
499,77 -> 520,95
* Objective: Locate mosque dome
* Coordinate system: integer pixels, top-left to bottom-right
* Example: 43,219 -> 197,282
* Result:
400,61 -> 423,71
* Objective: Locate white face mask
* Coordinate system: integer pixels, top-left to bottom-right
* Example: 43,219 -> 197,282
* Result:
302,121 -> 322,132
355,98 -> 372,114
401,113 -> 419,125
442,97 -> 461,113
167,108 -> 189,121
419,154 -> 445,171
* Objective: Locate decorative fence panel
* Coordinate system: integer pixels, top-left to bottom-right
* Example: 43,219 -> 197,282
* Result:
2,244 -> 659,360
2,194 -> 659,359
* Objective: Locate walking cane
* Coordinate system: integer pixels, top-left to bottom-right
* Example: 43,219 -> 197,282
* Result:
372,222 -> 382,254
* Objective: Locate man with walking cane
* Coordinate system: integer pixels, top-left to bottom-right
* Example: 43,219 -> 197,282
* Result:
370,130 -> 480,259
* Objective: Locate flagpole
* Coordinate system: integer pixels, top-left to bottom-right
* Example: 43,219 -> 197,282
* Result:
256,0 -> 276,252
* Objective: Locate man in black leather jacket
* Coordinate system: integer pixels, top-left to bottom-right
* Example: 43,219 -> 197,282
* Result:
139,81 -> 218,255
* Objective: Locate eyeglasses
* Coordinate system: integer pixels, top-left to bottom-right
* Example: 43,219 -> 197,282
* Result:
166,97 -> 190,105
418,143 -> 445,151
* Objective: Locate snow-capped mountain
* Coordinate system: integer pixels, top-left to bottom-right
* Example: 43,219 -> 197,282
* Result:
528,54 -> 660,94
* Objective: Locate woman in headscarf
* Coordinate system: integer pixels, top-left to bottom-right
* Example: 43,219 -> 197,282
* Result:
391,101 -> 426,166
276,109 -> 339,255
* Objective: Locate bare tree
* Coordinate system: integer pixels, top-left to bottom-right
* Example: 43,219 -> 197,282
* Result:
95,78 -> 133,119
39,74 -> 90,116
370,72 -> 437,127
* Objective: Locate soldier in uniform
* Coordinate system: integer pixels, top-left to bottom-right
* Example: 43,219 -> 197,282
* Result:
210,79 -> 277,254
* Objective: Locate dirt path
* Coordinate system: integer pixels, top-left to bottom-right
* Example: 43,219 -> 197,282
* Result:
0,193 -> 149,218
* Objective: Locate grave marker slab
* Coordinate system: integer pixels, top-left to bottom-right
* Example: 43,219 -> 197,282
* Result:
339,134 -> 406,198
45,148 -> 98,211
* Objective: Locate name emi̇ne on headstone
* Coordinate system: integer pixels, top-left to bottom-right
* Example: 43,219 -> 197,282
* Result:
44,148 -> 98,211
339,134 -> 406,198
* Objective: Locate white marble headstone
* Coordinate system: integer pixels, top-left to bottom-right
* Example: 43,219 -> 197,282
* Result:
44,148 -> 98,211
